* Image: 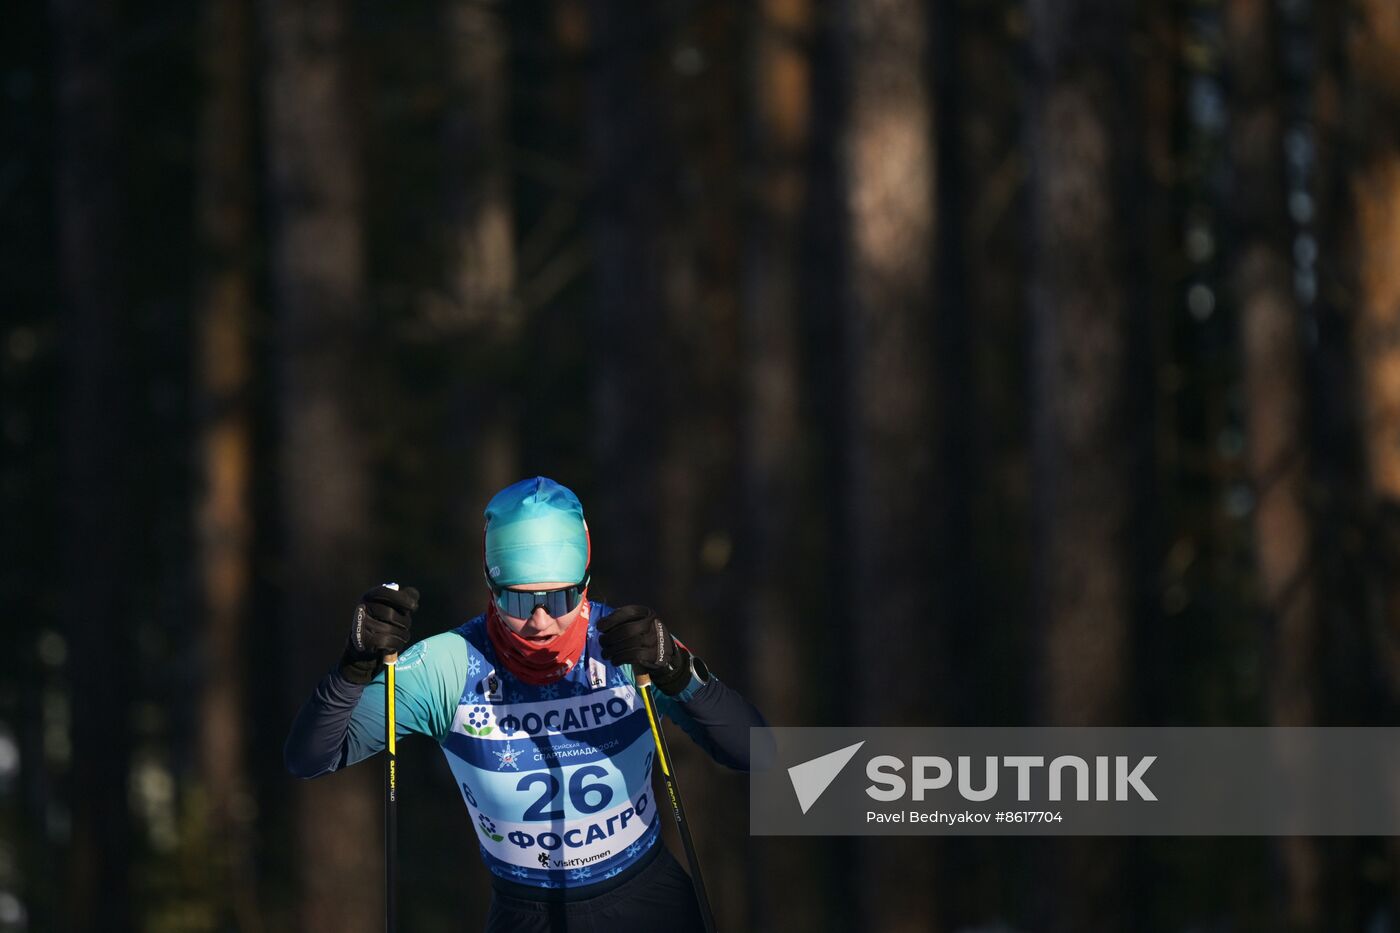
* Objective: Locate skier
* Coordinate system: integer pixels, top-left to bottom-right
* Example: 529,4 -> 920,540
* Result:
285,475 -> 766,932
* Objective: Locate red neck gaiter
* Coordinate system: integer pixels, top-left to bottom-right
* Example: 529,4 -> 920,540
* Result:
486,595 -> 591,685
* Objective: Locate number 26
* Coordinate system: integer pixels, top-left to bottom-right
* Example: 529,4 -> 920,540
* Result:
518,766 -> 615,819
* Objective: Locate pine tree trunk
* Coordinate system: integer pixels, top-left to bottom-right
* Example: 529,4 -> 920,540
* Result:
52,0 -> 133,926
263,0 -> 378,929
585,2 -> 667,595
841,0 -> 939,727
440,0 -> 518,627
647,6 -> 748,927
742,1 -> 818,925
1026,0 -> 1139,926
739,1 -> 817,924
1347,4 -> 1400,921
1027,0 -> 1134,728
439,0 -> 515,337
744,0 -> 809,730
839,0 -> 942,928
933,0 -> 1035,925
1224,0 -> 1323,926
1351,1 -> 1400,673
194,0 -> 262,927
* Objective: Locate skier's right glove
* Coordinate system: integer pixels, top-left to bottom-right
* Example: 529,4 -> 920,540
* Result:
339,583 -> 419,685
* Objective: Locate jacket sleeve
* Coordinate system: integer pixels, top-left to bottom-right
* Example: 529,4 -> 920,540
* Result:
633,656 -> 770,772
284,630 -> 469,778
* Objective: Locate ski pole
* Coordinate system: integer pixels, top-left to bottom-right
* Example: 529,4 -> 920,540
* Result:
637,673 -> 717,933
385,649 -> 398,933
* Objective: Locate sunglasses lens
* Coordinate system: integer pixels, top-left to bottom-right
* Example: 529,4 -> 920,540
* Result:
495,584 -> 581,618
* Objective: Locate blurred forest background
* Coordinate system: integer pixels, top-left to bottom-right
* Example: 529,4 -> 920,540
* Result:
4,0 -> 1400,929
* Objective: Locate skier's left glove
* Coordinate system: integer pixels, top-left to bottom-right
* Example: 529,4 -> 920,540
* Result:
598,605 -> 696,696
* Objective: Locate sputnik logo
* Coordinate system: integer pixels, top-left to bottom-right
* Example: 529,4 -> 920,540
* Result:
788,741 -> 865,814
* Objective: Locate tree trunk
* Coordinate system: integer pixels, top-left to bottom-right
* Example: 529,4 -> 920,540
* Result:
194,0 -> 261,927
1351,0 -> 1400,671
744,0 -> 810,730
52,0 -> 133,926
1347,3 -> 1400,922
839,0 -> 942,928
263,0 -> 378,929
1026,0 -> 1138,926
741,0 -> 819,925
585,2 -> 668,599
649,6 -> 748,927
1224,0 -> 1323,927
935,0 -> 1035,923
440,0 -> 518,627
1027,0 -> 1134,727
436,0 -> 517,340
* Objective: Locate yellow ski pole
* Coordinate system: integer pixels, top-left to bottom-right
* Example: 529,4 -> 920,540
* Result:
385,650 -> 398,933
637,672 -> 717,932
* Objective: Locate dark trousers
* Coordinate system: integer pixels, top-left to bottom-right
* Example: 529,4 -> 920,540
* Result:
483,845 -> 706,933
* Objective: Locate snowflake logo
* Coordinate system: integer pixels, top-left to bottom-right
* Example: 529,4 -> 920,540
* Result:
463,705 -> 494,736
477,813 -> 503,842
467,655 -> 482,676
611,670 -> 629,687
462,689 -> 481,704
510,866 -> 529,879
626,842 -> 643,859
603,867 -> 623,879
540,683 -> 559,700
571,680 -> 589,696
569,867 -> 593,882
506,688 -> 524,704
493,743 -> 523,770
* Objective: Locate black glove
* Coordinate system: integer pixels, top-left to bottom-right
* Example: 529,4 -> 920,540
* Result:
598,605 -> 693,696
339,583 -> 419,685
